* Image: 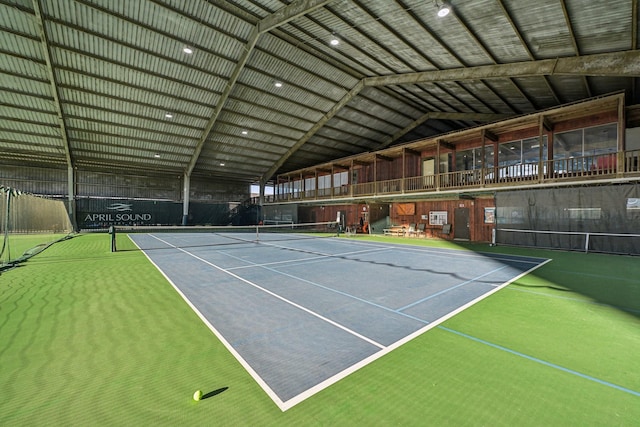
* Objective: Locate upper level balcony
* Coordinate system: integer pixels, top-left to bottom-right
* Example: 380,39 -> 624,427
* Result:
264,94 -> 640,205
267,149 -> 640,203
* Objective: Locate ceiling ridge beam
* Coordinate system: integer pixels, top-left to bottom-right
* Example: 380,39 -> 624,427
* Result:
363,51 -> 640,87
186,0 -> 334,176
258,0 -> 332,33
426,112 -> 513,121
375,111 -> 513,150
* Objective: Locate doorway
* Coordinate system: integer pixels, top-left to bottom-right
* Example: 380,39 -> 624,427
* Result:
454,208 -> 470,240
422,158 -> 435,176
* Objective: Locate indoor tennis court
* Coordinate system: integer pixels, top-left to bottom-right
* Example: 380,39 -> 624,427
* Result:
127,230 -> 547,409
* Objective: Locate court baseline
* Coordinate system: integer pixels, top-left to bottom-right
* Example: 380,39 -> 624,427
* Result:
130,233 -> 548,410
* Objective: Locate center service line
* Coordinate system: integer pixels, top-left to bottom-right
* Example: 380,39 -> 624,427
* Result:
149,234 -> 386,350
397,265 -> 510,312
220,249 -> 430,326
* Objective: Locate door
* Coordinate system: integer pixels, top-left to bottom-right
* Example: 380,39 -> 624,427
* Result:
454,208 -> 470,240
420,158 -> 436,189
422,158 -> 435,176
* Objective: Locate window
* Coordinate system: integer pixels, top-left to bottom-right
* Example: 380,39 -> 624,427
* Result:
304,177 -> 315,193
493,136 -> 548,178
292,179 -> 302,196
429,211 -> 447,225
333,170 -> 348,195
317,174 -> 331,196
554,123 -> 617,159
498,136 -> 548,167
318,174 -> 330,188
456,147 -> 493,171
333,171 -> 348,187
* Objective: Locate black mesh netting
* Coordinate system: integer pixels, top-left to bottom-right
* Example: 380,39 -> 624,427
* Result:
495,183 -> 640,255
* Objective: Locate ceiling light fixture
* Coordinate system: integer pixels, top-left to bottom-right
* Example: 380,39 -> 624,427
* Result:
219,162 -> 225,166
165,112 -> 174,119
435,1 -> 451,17
274,81 -> 283,88
241,130 -> 248,135
183,46 -> 193,54
330,34 -> 340,46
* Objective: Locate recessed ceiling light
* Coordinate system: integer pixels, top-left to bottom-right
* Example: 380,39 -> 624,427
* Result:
436,1 -> 451,17
329,31 -> 340,46
183,46 -> 193,54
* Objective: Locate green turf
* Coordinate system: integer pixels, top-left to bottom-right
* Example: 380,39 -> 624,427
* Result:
0,233 -> 638,425
1,233 -> 70,264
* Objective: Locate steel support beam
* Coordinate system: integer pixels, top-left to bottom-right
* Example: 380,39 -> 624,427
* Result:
376,112 -> 512,150
262,80 -> 365,181
363,51 -> 640,87
32,0 -> 72,167
186,0 -> 334,176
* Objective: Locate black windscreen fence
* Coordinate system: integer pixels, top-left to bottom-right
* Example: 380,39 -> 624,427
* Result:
76,199 -> 233,229
495,183 -> 640,255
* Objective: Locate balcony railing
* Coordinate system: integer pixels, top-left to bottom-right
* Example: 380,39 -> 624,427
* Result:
269,149 -> 640,203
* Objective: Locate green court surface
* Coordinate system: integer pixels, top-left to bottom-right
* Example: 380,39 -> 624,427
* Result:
0,233 -> 638,426
0,233 -> 69,265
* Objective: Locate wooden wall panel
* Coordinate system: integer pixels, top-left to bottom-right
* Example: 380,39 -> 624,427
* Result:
388,196 -> 495,242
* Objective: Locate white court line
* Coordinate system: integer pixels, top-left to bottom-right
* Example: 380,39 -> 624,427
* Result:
129,236 -> 284,409
397,265 -> 510,312
227,245 -> 391,271
220,249 -> 429,325
136,233 -> 551,411
146,233 -> 386,410
148,234 -> 388,353
323,238 -> 548,264
284,258 -> 553,409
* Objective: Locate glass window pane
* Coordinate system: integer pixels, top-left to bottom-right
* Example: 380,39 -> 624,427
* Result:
305,177 -> 315,190
457,146 -> 496,170
318,175 -> 330,188
456,148 -> 474,171
292,179 -> 301,194
584,123 -> 617,155
554,129 -> 582,159
498,141 -> 521,166
484,146 -> 494,167
472,147 -> 483,169
522,136 -> 548,162
333,171 -> 347,187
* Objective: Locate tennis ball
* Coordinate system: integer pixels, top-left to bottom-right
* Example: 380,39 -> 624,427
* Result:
193,390 -> 203,401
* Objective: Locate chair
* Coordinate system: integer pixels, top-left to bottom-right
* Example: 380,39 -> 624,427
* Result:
406,223 -> 416,237
415,223 -> 426,237
442,223 -> 452,235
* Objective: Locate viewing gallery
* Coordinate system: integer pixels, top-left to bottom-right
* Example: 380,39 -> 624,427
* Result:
265,93 -> 640,253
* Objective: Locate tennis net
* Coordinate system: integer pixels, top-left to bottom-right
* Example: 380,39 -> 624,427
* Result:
110,221 -> 340,252
494,228 -> 640,255
1,187 -> 73,269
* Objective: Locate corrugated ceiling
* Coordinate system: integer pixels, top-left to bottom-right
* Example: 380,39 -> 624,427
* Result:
0,0 -> 638,185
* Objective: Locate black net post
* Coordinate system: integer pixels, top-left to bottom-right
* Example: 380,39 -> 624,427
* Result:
109,226 -> 116,252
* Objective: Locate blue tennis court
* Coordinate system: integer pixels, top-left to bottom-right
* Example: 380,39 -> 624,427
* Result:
128,233 -> 548,410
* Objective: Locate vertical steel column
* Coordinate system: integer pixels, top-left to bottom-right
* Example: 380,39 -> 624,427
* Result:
182,173 -> 190,225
